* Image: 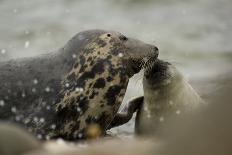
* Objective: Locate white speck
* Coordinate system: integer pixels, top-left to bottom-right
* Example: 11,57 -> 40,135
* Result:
65,83 -> 70,88
118,53 -> 123,57
46,105 -> 51,110
39,118 -> 45,123
79,88 -> 84,92
176,110 -> 181,115
78,133 -> 83,138
33,117 -> 38,122
159,117 -> 164,122
11,107 -> 17,113
24,118 -> 30,124
50,124 -> 56,129
0,100 -> 5,106
1,49 -> 6,54
37,134 -> 42,139
77,107 -> 81,112
22,92 -> 26,98
42,102 -> 46,106
169,100 -> 173,105
45,87 -> 50,92
56,138 -> 65,145
32,88 -> 36,93
33,79 -> 38,84
72,54 -> 77,58
45,135 -> 50,140
24,30 -> 30,35
15,115 -> 21,121
147,114 -> 151,118
13,9 -> 18,13
24,41 -> 30,48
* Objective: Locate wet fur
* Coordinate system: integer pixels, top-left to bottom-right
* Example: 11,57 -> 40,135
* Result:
0,30 -> 158,140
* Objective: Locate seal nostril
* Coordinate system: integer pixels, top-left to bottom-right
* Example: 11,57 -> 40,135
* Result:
119,35 -> 128,41
107,33 -> 111,37
153,46 -> 159,52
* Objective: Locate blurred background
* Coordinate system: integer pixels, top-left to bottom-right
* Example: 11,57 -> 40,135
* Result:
0,0 -> 232,135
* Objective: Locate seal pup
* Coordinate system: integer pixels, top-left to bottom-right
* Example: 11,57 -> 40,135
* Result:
109,59 -> 204,135
0,30 -> 159,140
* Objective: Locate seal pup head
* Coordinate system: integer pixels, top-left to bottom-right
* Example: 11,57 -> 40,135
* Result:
55,30 -> 159,139
143,59 -> 182,89
137,59 -> 203,135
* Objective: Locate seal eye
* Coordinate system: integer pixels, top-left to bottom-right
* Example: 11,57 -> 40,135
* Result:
107,33 -> 111,37
119,35 -> 128,41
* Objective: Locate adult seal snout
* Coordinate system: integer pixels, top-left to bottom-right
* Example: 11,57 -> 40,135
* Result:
0,30 -> 158,140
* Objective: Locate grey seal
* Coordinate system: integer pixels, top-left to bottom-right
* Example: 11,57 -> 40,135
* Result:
0,30 -> 159,140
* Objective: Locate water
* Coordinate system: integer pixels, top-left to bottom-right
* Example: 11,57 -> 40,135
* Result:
0,0 -> 232,136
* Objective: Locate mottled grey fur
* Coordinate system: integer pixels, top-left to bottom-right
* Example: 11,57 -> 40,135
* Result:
0,30 -> 158,140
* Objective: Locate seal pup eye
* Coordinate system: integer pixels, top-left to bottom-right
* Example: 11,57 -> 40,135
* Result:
107,33 -> 111,37
119,35 -> 128,41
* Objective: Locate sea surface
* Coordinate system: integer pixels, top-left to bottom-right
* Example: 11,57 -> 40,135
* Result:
0,0 -> 232,136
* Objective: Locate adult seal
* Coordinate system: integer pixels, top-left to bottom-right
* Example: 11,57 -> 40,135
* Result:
0,30 -> 159,140
109,59 -> 204,135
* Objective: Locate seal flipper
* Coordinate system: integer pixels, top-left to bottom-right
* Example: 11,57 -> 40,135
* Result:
108,96 -> 144,129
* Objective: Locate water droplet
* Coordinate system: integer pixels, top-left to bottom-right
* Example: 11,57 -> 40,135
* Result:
1,49 -> 6,54
45,87 -> 50,92
24,41 -> 30,48
22,92 -> 26,98
37,134 -> 42,139
33,117 -> 38,122
46,105 -> 51,110
39,118 -> 45,123
0,100 -> 5,106
13,9 -> 18,13
32,88 -> 36,93
11,107 -> 17,113
72,54 -> 77,58
24,30 -> 30,35
77,107 -> 81,112
78,133 -> 83,138
45,135 -> 50,140
118,53 -> 123,57
65,83 -> 70,88
33,79 -> 38,84
15,115 -> 21,121
159,117 -> 164,122
24,118 -> 30,124
56,138 -> 65,145
50,124 -> 56,129
169,100 -> 173,105
176,110 -> 181,115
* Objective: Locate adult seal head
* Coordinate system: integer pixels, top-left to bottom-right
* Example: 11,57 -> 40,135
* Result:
0,30 -> 159,140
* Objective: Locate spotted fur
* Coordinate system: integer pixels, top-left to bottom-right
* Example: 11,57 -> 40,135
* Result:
0,30 -> 158,140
